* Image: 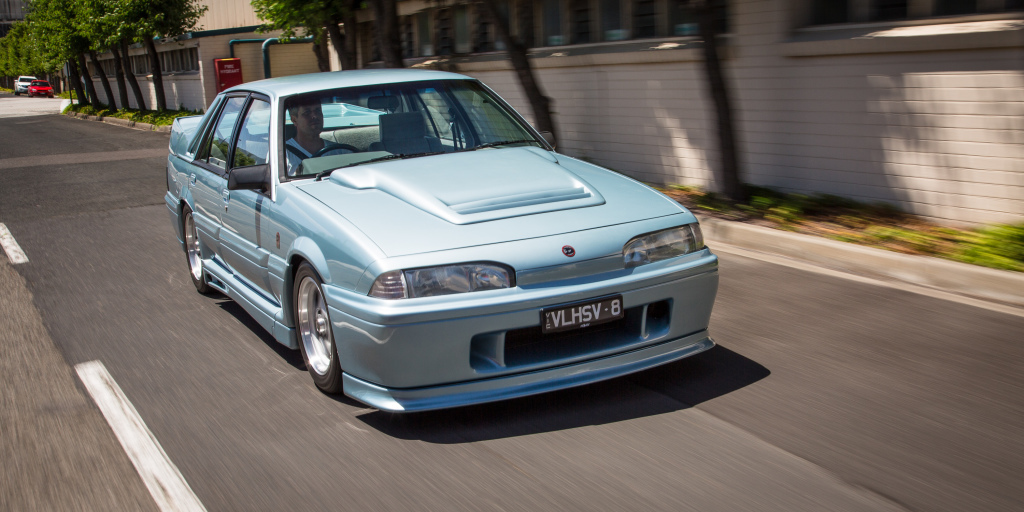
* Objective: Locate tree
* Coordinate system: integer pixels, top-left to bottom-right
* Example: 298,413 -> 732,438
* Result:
687,0 -> 743,201
109,44 -> 131,109
88,49 -> 115,107
479,0 -> 557,146
27,0 -> 97,104
252,0 -> 360,71
371,0 -> 404,67
140,0 -> 207,111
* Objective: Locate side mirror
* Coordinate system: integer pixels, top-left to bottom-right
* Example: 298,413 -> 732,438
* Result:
539,131 -> 556,150
228,164 -> 270,192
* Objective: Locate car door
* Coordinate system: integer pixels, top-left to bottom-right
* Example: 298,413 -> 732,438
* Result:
192,94 -> 248,261
220,96 -> 275,296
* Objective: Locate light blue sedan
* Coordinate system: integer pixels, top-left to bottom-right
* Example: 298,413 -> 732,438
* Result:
165,69 -> 719,412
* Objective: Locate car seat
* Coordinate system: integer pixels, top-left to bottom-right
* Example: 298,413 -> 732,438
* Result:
374,112 -> 441,155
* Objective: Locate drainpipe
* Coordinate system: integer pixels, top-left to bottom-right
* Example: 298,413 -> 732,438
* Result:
261,37 -> 313,78
228,38 -> 268,59
226,37 -> 314,79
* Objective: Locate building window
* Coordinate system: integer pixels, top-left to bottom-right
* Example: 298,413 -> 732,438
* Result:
872,0 -> 907,20
810,0 -> 1022,25
936,0 -> 977,15
402,16 -> 415,57
668,0 -> 697,35
132,54 -> 151,75
571,0 -> 591,43
101,59 -> 116,77
437,8 -> 453,55
543,0 -> 564,45
153,48 -> 198,74
418,12 -> 434,56
634,0 -> 657,38
474,3 -> 494,52
602,0 -> 626,40
455,4 -> 472,53
812,0 -> 849,24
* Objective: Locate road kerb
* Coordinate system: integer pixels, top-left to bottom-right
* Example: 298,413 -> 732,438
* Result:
700,216 -> 1024,308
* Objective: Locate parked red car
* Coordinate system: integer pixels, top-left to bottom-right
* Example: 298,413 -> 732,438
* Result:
28,80 -> 54,98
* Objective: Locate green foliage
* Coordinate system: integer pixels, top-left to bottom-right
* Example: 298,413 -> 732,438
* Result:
954,224 -> 1024,272
661,182 -> 1024,273
252,0 -> 348,40
66,103 -> 202,126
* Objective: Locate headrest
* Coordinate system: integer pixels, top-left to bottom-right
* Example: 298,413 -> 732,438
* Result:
284,123 -> 297,141
367,95 -> 399,113
379,112 -> 429,155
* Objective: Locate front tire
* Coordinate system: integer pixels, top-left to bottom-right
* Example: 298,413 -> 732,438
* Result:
182,204 -> 212,294
294,262 -> 343,393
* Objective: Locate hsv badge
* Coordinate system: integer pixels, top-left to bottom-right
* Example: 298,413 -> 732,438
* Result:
562,245 -> 576,257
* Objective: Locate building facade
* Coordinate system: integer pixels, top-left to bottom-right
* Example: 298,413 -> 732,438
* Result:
82,0 -> 319,113
365,0 -> 1023,225
0,0 -> 27,38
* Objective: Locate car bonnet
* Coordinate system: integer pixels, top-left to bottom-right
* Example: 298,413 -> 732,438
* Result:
296,147 -> 687,257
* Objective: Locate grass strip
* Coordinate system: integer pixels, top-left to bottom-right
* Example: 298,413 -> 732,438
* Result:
661,185 -> 1024,273
63,102 -> 203,126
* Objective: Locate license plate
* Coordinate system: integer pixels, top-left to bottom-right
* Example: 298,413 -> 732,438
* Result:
542,295 -> 623,334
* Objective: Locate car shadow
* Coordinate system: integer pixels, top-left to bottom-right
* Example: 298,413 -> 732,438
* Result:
356,344 -> 768,443
209,295 -> 374,408
213,297 -> 306,372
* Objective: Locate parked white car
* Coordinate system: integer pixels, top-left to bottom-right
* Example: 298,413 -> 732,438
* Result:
14,76 -> 36,96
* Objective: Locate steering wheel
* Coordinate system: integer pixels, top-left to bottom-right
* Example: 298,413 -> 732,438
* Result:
314,142 -> 359,157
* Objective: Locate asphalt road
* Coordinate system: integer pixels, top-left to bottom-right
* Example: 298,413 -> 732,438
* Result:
1,111 -> 1022,512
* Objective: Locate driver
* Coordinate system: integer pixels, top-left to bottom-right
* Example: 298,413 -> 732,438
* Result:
285,95 -> 352,175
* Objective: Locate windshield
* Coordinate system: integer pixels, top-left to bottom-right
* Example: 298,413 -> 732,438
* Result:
282,79 -> 544,178
31,81 -> 49,87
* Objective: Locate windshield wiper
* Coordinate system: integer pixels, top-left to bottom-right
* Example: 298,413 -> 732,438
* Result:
467,139 -> 539,151
315,151 -> 447,181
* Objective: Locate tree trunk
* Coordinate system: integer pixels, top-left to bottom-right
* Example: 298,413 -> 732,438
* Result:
67,59 -> 87,106
144,37 -> 167,110
342,7 -> 360,68
88,51 -> 114,108
325,20 -> 350,70
312,28 -> 330,72
371,0 -> 404,68
481,0 -> 558,146
76,53 -> 99,106
120,40 -> 147,110
694,0 -> 743,201
109,45 -> 130,110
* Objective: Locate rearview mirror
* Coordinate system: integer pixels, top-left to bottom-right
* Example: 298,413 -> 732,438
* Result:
228,164 -> 270,192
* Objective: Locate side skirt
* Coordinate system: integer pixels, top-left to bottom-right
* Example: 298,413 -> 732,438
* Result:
203,257 -> 297,349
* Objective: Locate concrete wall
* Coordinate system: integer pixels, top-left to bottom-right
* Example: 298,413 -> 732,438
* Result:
453,0 -> 1024,225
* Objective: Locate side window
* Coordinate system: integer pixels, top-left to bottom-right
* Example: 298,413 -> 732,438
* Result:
233,99 -> 271,168
200,96 -> 246,171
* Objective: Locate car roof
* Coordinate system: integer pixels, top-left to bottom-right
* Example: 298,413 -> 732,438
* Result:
222,69 -> 474,102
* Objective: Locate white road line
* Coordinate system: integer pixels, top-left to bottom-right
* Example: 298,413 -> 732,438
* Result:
0,223 -> 28,264
713,242 -> 1024,319
75,361 -> 207,512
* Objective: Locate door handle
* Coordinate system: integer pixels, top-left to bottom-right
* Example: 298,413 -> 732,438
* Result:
222,189 -> 230,211
189,173 -> 197,187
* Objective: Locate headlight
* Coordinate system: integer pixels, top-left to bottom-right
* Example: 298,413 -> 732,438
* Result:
369,263 -> 514,299
623,224 -> 704,268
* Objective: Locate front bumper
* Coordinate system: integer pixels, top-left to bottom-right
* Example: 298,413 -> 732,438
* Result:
345,331 -> 714,412
326,250 -> 719,410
